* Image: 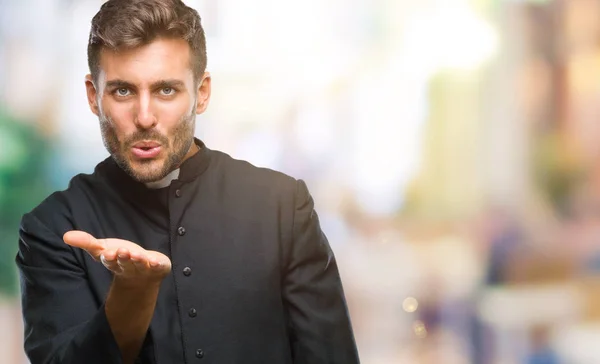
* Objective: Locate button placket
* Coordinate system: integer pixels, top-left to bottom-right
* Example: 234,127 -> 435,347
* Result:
170,183 -> 203,361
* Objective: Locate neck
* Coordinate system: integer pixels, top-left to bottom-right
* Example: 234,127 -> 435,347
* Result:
177,139 -> 200,167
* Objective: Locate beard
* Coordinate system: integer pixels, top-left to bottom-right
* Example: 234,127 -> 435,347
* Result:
99,110 -> 196,183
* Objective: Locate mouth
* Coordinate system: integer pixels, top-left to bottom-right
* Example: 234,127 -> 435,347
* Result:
131,141 -> 162,159
133,141 -> 161,149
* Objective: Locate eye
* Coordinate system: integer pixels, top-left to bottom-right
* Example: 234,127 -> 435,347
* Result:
160,87 -> 175,96
115,88 -> 130,97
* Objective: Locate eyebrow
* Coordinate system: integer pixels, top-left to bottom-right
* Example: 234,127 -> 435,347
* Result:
105,79 -> 186,90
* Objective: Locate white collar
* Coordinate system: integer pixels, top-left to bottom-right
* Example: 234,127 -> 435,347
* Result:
145,168 -> 180,189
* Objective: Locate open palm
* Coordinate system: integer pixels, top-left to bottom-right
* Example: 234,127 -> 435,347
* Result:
63,230 -> 172,281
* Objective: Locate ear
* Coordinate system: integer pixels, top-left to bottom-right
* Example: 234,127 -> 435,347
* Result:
85,74 -> 100,116
195,72 -> 211,114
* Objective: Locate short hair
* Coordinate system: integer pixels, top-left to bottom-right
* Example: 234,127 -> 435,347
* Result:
87,0 -> 207,83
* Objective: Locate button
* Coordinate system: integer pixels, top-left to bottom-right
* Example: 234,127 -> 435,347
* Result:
189,308 -> 197,317
177,226 -> 186,236
175,189 -> 182,197
195,348 -> 204,358
183,267 -> 192,276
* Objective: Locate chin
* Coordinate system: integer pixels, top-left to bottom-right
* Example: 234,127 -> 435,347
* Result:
127,159 -> 170,183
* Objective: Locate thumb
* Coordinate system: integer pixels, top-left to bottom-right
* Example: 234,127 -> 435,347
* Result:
63,230 -> 106,259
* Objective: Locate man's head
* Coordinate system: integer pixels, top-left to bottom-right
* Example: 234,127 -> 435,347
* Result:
85,0 -> 211,183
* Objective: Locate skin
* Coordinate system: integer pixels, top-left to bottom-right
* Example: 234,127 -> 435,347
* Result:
63,37 -> 211,364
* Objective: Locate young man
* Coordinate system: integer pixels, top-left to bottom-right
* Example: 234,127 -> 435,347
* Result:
15,1 -> 360,363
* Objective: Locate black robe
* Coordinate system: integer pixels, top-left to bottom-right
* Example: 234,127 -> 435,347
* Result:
16,138 -> 360,364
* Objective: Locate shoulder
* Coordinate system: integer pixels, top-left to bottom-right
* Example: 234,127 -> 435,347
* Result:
23,158 -> 111,235
208,149 -> 300,197
18,160 -> 113,266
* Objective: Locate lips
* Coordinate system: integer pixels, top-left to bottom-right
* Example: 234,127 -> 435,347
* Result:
131,141 -> 162,159
132,141 -> 160,149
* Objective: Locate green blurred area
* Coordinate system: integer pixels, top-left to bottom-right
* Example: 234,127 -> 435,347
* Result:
0,108 -> 53,297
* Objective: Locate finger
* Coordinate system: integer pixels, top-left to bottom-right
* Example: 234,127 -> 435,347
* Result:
159,258 -> 172,271
63,231 -> 105,259
130,251 -> 149,272
148,251 -> 171,271
147,253 -> 171,272
116,249 -> 136,273
100,250 -> 122,273
148,256 -> 161,269
116,248 -> 130,262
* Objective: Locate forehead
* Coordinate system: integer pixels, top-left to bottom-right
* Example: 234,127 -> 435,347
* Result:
98,38 -> 194,85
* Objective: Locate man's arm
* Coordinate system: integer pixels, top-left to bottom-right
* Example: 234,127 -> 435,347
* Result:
282,180 -> 360,364
17,214 -> 170,364
62,231 -> 171,364
103,276 -> 161,364
17,213 -> 122,364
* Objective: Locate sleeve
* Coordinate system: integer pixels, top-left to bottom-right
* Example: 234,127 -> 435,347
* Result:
15,212 -> 123,364
282,179 -> 360,364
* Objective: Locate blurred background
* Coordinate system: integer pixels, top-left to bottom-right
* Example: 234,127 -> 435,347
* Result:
3,0 -> 600,363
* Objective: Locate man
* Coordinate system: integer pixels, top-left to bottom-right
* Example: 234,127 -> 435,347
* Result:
15,1 -> 360,363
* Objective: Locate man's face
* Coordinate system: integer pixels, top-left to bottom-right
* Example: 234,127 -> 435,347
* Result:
85,38 -> 211,183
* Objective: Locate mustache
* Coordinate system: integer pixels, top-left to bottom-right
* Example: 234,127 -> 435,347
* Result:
100,114 -> 170,148
123,130 -> 169,148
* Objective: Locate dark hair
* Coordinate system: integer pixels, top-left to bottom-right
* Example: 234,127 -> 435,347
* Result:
87,0 -> 207,82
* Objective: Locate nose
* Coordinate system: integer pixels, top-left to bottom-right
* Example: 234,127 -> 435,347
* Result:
134,92 -> 157,129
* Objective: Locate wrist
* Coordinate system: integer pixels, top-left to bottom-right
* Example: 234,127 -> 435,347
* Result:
113,275 -> 163,291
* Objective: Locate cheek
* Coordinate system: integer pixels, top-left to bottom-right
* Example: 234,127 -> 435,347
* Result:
101,100 -> 136,132
157,98 -> 194,126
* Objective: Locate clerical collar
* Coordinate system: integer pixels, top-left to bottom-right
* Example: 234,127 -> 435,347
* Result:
100,138 -> 212,196
145,168 -> 180,189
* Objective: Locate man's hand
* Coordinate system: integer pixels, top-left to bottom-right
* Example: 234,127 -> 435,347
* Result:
63,230 -> 171,283
63,231 -> 170,363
